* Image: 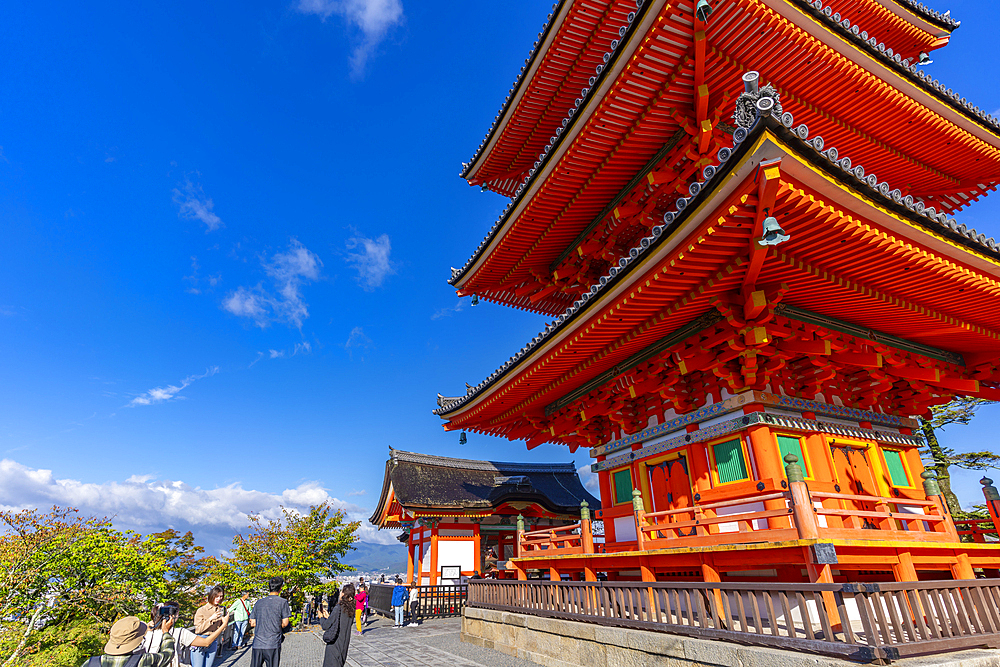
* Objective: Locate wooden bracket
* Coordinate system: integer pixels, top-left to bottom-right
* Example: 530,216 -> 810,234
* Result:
742,159 -> 783,297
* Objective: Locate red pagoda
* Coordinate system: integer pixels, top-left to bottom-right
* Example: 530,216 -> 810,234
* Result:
435,0 -> 1000,591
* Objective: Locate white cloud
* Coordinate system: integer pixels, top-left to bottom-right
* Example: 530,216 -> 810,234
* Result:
223,240 -> 322,328
344,326 -> 372,359
297,0 -> 404,78
0,459 -> 401,553
577,464 -> 599,494
345,233 -> 394,291
173,180 -> 224,232
348,489 -> 366,497
128,367 -> 219,407
431,300 -> 464,320
184,256 -> 220,295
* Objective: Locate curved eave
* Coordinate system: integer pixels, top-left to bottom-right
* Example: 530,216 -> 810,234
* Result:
369,457 -> 395,526
886,0 -> 960,32
781,0 -> 995,140
449,0 -> 658,289
448,0 -> 999,295
436,115 -> 1000,424
461,0 -> 572,183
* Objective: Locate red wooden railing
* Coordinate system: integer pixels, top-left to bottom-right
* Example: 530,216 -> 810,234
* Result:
520,522 -> 585,554
515,458 -> 991,556
954,518 -> 999,543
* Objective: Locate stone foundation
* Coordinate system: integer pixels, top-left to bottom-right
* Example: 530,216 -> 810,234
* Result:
461,606 -> 1000,667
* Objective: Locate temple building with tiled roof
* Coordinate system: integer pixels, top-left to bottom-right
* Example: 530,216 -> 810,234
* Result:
370,449 -> 598,585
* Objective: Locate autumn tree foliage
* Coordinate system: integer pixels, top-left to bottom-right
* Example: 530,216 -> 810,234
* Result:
214,502 -> 359,602
0,502 -> 359,666
0,507 -> 169,667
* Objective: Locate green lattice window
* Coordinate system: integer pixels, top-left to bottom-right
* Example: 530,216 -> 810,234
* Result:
882,449 -> 910,487
777,435 -> 807,477
613,469 -> 633,505
713,438 -> 749,484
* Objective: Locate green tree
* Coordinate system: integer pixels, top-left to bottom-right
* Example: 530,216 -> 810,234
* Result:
0,507 -> 171,667
143,529 -> 216,619
220,502 -> 359,602
920,397 -> 1000,514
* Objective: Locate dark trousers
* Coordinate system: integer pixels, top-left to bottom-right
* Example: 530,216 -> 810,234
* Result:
409,600 -> 419,623
250,647 -> 280,667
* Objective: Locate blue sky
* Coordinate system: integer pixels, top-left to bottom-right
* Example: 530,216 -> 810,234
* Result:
2,0 -> 1000,552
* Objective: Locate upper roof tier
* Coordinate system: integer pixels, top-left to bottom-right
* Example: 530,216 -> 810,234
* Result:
436,115 -> 1000,451
452,0 -> 995,316
463,0 -> 958,197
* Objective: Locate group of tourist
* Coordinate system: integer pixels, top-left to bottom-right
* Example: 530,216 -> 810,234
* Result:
81,576 -> 316,667
82,573 -> 430,667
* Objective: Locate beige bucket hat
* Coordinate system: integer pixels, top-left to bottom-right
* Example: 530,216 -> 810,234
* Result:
105,616 -> 147,656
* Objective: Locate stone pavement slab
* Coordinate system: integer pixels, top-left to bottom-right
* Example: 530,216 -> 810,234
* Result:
211,615 -> 540,667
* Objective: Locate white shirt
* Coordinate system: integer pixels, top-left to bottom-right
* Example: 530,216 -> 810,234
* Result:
142,627 -> 198,667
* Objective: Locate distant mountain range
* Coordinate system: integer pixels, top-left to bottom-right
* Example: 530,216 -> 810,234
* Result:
343,541 -> 409,574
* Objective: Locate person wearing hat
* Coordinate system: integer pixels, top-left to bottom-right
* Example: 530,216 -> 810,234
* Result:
82,615 -> 175,667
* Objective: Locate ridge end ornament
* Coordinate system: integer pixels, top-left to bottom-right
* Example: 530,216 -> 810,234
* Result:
734,71 -> 783,129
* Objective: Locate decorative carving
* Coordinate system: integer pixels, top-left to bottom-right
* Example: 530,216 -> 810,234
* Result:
734,71 -> 783,128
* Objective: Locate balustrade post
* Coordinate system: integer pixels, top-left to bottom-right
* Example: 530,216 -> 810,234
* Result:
516,514 -> 525,559
923,471 -> 958,537
632,488 -> 646,550
580,500 -> 594,554
982,477 -> 1000,535
785,454 -> 819,540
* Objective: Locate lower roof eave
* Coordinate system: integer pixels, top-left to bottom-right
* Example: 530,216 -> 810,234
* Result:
435,116 -> 1000,429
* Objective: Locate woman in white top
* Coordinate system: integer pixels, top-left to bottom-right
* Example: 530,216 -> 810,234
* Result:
142,601 -> 229,667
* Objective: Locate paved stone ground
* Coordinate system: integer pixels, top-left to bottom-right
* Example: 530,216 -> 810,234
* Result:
212,614 -> 540,667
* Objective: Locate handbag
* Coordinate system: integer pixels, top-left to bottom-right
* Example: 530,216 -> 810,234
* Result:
321,610 -> 341,644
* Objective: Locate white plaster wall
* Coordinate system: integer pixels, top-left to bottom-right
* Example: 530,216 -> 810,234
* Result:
614,515 -> 637,542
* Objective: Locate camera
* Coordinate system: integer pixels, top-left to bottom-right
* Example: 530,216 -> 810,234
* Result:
153,603 -> 179,629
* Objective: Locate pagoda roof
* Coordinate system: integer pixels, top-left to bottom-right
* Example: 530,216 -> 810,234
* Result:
450,0 -> 997,316
463,0 -> 961,197
462,0 -> 644,196
369,449 -> 599,527
890,0 -> 960,31
435,113 -> 1000,449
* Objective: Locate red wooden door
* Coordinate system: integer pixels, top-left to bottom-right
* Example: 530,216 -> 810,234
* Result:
647,455 -> 693,525
832,444 -> 879,518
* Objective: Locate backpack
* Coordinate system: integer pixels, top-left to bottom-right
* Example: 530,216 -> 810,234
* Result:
86,653 -> 143,667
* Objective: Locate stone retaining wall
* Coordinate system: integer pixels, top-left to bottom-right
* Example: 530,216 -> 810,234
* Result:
461,606 -> 1000,667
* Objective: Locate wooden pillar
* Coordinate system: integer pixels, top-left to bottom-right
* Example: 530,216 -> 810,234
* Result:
805,558 -> 842,628
429,519 -> 439,587
472,520 -> 482,575
583,564 -> 597,583
550,566 -> 560,582
515,514 -> 525,559
580,501 -> 594,554
632,489 -> 646,550
748,425 -> 789,528
952,552 -> 976,581
406,528 -> 415,585
982,478 -> 1000,534
701,560 -> 726,626
893,551 -> 918,582
786,455 -> 819,539
891,550 -> 926,623
922,471 -> 958,537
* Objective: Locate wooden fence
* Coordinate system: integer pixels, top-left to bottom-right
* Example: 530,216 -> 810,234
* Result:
467,578 -> 1000,663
